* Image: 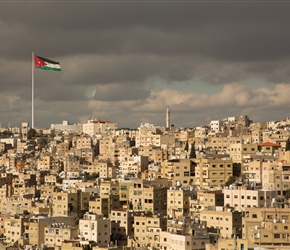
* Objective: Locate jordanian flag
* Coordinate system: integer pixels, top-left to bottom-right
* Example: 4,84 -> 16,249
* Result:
34,55 -> 61,71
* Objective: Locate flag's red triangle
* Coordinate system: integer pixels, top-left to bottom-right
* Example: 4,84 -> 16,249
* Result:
34,55 -> 46,68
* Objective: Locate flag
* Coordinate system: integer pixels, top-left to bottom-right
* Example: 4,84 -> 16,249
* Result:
34,55 -> 61,71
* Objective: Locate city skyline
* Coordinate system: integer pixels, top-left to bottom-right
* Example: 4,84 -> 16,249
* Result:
1,1 -> 290,128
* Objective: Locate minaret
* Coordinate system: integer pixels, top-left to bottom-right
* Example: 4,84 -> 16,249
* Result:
166,106 -> 170,130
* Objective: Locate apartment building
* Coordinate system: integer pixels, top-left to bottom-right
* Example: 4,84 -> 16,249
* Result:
167,187 -> 191,219
242,160 -> 262,184
82,119 -> 117,136
229,143 -> 258,163
89,198 -> 109,218
135,133 -> 175,148
258,141 -> 281,156
119,180 -> 132,208
44,223 -> 78,248
129,179 -> 169,213
199,207 -> 243,239
243,207 -> 290,245
75,135 -> 92,150
161,159 -> 196,187
78,212 -> 111,247
195,158 -> 233,189
262,161 -> 290,195
1,197 -> 35,214
98,137 -> 131,162
75,148 -> 95,163
118,155 -> 149,177
190,190 -> 224,213
206,136 -> 242,153
37,154 -> 51,171
96,160 -> 116,179
223,186 -> 277,209
159,231 -> 193,250
3,215 -> 28,246
23,215 -> 75,248
133,214 -> 167,249
52,190 -> 90,218
110,209 -> 138,240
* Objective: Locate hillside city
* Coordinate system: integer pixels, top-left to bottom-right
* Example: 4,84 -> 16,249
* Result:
1,108 -> 290,250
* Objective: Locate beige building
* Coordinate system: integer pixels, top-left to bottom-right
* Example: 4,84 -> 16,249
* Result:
167,188 -> 191,219
118,155 -> 148,178
110,209 -> 139,240
79,212 -> 111,247
97,161 -> 117,179
135,132 -> 175,148
160,231 -> 191,250
229,143 -> 258,163
52,190 -> 90,218
199,207 -> 242,239
23,215 -> 75,248
206,237 -> 248,250
89,197 -> 109,218
82,119 -> 117,136
37,154 -> 51,170
161,159 -> 196,187
133,214 -> 167,249
99,137 -> 131,162
206,136 -> 242,153
44,223 -> 78,248
190,190 -> 224,213
129,179 -> 169,213
195,158 -> 233,189
223,186 -> 277,209
119,180 -> 132,208
242,160 -> 262,184
243,207 -> 290,246
75,135 -> 92,150
3,215 -> 28,246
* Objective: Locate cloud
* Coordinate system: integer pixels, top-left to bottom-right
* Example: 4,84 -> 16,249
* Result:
1,2 -> 290,128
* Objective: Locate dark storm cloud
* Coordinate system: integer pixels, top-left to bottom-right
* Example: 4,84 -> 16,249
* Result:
1,1 -> 290,128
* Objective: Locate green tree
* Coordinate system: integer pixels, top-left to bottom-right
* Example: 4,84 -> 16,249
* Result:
189,142 -> 196,159
286,138 -> 290,151
68,140 -> 73,150
225,176 -> 236,186
284,188 -> 290,199
27,128 -> 37,139
184,141 -> 189,151
39,136 -> 48,150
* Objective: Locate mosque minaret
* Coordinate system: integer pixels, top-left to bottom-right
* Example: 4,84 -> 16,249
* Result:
166,106 -> 170,130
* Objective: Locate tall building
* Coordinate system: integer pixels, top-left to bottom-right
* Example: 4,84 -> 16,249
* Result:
166,106 -> 170,130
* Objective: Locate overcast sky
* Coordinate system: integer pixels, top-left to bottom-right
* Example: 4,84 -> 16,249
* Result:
1,0 -> 290,129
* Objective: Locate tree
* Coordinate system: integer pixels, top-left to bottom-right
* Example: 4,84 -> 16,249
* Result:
184,141 -> 189,151
27,128 -> 37,139
68,140 -> 73,150
189,142 -> 196,159
286,138 -> 290,151
284,188 -> 290,200
225,176 -> 236,186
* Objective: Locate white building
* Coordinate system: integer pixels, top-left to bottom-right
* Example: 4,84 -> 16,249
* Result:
51,120 -> 80,132
210,120 -> 221,132
82,119 -> 117,136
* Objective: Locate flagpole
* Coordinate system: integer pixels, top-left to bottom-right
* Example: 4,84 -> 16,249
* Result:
32,52 -> 34,129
